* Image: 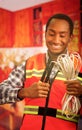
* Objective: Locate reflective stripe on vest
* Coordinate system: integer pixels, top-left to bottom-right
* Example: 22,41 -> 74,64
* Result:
24,105 -> 80,123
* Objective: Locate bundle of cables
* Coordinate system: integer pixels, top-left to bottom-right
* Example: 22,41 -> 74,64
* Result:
57,52 -> 82,118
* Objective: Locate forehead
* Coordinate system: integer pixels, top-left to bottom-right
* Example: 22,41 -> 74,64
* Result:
48,19 -> 70,32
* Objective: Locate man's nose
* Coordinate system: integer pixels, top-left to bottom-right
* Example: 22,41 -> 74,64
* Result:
53,35 -> 60,43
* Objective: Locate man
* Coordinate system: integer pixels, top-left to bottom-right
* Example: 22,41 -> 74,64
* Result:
0,14 -> 82,130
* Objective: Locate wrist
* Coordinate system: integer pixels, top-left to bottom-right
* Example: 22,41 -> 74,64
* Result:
17,89 -> 24,100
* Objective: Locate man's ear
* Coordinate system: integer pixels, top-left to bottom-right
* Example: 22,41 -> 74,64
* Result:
68,34 -> 74,51
69,34 -> 73,42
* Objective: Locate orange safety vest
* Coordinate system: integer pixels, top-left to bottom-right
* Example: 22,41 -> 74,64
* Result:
20,53 -> 82,130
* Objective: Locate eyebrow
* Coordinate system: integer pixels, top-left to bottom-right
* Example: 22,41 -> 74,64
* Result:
48,29 -> 68,34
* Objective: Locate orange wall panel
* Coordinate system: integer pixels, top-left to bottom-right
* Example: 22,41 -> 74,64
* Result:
0,8 -> 13,47
14,9 -> 32,47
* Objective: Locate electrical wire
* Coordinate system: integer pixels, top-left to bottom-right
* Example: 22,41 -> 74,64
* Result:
57,52 -> 82,118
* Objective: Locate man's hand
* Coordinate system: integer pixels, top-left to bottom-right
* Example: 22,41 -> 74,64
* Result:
18,81 -> 50,99
65,80 -> 82,96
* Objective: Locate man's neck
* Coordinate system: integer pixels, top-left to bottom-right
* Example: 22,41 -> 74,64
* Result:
48,50 -> 68,61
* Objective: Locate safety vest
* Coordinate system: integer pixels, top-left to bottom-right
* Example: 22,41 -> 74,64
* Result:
24,105 -> 80,123
21,53 -> 82,130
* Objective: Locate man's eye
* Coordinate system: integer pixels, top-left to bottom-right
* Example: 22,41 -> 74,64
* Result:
49,33 -> 54,36
60,35 -> 65,37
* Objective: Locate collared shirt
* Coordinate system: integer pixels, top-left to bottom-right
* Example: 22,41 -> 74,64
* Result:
0,62 -> 26,104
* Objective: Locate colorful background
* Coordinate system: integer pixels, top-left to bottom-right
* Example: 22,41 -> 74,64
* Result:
0,0 -> 82,129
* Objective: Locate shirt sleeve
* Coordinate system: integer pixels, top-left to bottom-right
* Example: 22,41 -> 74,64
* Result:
0,61 -> 26,104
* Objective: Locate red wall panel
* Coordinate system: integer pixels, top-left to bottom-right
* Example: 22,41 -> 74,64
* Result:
14,9 -> 32,47
0,8 -> 13,47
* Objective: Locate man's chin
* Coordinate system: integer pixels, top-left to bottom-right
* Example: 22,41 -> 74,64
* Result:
51,51 -> 62,55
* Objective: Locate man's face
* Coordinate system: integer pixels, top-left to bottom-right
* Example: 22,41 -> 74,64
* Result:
45,19 -> 73,56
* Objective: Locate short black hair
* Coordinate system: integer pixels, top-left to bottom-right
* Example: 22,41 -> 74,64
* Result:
46,13 -> 74,35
